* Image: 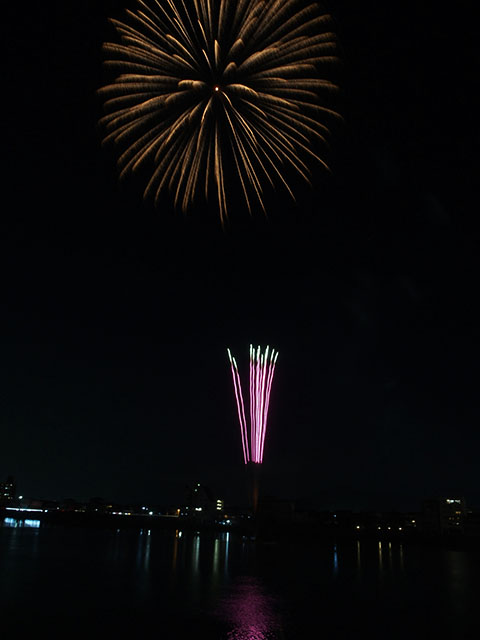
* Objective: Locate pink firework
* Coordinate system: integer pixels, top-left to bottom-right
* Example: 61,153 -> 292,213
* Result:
227,345 -> 279,464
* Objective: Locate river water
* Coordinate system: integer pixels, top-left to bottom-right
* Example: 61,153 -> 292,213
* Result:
1,518 -> 478,638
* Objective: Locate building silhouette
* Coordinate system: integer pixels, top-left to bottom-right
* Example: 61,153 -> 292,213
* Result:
422,496 -> 466,534
182,482 -> 223,522
0,476 -> 16,506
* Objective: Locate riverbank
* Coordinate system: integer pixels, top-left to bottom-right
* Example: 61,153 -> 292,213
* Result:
2,508 -> 479,550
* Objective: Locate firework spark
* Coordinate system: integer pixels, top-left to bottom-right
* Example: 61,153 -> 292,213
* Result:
99,0 -> 341,222
227,345 -> 278,464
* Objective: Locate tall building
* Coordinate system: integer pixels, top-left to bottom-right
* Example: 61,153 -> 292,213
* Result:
422,497 -> 466,534
183,482 -> 223,521
0,476 -> 16,506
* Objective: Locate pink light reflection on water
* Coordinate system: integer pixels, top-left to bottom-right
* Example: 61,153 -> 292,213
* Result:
218,576 -> 283,640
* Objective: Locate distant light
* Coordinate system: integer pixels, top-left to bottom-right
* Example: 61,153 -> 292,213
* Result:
18,495 -> 23,500
398,527 -> 402,531
24,519 -> 40,528
356,525 -> 360,529
5,507 -> 43,513
4,518 -> 17,527
195,507 -> 202,511
149,511 -> 153,516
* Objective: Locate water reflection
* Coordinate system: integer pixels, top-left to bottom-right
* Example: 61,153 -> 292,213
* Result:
445,551 -> 470,619
399,544 -> 404,572
219,576 -> 282,640
136,529 -> 151,573
3,517 -> 40,528
172,529 -> 181,573
134,529 -> 152,596
192,533 -> 201,577
213,537 -> 220,575
225,531 -> 230,570
212,532 -> 230,580
1,524 -> 478,638
332,544 -> 338,575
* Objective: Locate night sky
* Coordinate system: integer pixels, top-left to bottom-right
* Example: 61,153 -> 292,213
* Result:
2,1 -> 478,511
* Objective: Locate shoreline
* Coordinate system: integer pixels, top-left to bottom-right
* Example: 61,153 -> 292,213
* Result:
2,508 -> 479,550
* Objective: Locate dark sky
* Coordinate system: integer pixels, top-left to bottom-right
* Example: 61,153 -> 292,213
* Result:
2,1 -> 478,510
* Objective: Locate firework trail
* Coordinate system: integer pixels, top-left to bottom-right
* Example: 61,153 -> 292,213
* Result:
227,345 -> 278,464
98,0 -> 341,222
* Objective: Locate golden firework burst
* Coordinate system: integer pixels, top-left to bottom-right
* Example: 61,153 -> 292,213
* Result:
98,0 -> 341,222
